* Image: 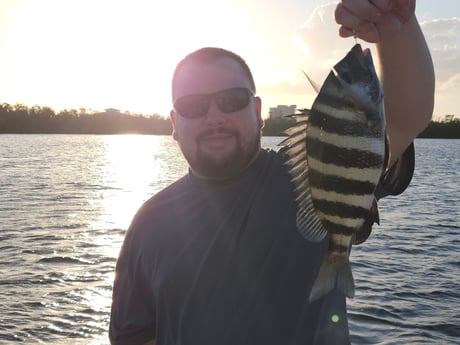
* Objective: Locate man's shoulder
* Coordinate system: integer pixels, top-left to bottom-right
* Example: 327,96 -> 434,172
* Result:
258,147 -> 292,183
144,175 -> 191,209
259,147 -> 289,169
125,175 -> 191,235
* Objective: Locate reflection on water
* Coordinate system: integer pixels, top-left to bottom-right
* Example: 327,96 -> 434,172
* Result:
0,134 -> 189,344
89,135 -> 188,231
0,135 -> 458,344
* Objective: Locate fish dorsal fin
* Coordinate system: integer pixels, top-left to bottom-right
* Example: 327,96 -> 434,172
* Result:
302,71 -> 321,94
280,110 -> 328,242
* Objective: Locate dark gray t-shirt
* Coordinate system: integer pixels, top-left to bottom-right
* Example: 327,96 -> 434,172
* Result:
109,145 -> 414,345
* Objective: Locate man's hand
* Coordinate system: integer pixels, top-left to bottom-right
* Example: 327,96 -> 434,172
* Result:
334,0 -> 416,43
335,0 -> 434,167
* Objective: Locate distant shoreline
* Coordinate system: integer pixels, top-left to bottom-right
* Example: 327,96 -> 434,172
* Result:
1,103 -> 458,138
1,133 -> 459,139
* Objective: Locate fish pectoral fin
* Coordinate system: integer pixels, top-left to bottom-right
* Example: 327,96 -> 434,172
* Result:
352,199 -> 379,245
309,253 -> 355,302
303,71 -> 321,94
372,199 -> 380,225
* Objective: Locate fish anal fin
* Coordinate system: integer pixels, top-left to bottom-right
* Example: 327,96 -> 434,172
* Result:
296,215 -> 328,242
309,252 -> 355,302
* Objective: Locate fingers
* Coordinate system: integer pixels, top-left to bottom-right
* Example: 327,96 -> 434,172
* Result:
335,0 -> 415,29
338,23 -> 376,39
334,0 -> 415,43
335,1 -> 382,42
335,0 -> 382,26
368,0 -> 392,11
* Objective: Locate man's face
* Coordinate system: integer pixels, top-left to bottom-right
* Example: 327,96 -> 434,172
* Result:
170,57 -> 263,180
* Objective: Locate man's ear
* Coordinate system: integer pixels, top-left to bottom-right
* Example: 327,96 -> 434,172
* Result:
254,96 -> 264,129
170,109 -> 178,141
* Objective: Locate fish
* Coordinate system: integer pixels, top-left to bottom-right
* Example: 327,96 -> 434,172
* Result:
281,44 -> 386,302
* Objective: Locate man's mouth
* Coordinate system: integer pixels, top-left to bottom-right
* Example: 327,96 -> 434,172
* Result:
199,129 -> 236,140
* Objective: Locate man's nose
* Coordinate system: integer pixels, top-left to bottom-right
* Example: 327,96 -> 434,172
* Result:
204,101 -> 226,125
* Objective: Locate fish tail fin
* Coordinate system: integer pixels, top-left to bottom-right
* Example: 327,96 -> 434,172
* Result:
309,253 -> 355,302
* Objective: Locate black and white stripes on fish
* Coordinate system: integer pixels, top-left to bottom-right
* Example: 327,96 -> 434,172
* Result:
306,138 -> 384,168
307,170 -> 377,195
308,104 -> 384,137
280,44 -> 385,301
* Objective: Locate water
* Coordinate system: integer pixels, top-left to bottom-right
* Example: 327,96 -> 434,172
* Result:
0,135 -> 459,344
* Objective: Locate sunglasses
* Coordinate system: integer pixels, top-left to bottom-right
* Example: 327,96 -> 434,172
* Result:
173,87 -> 254,119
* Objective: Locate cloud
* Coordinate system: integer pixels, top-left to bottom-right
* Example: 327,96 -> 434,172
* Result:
420,17 -> 460,115
293,5 -> 460,89
438,72 -> 460,91
260,4 -> 459,116
260,78 -> 312,94
260,3 -> 354,100
293,3 -> 368,79
421,18 -> 460,89
292,5 -> 459,116
295,4 -> 347,57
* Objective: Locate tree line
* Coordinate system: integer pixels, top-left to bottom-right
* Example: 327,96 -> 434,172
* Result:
0,102 -> 458,138
418,115 -> 460,139
0,103 -> 171,135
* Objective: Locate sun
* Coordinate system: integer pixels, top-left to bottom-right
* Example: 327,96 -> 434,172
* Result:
0,0 -> 290,117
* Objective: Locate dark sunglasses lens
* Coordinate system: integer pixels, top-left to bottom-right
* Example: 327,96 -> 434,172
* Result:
175,96 -> 209,118
215,88 -> 252,113
174,88 -> 252,118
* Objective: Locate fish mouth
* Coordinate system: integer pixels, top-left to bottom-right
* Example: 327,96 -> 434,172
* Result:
333,44 -> 376,85
332,43 -> 383,116
352,44 -> 372,67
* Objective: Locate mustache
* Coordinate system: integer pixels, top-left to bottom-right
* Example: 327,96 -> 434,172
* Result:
197,127 -> 238,141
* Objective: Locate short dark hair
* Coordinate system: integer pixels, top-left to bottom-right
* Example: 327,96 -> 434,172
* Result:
171,47 -> 256,97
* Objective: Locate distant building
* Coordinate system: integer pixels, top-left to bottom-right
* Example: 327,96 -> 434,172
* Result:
268,105 -> 296,119
104,108 -> 121,114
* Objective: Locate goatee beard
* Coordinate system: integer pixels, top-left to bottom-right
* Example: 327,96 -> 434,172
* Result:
188,128 -> 261,180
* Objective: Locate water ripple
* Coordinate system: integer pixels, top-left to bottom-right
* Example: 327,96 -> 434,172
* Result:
0,136 -> 458,344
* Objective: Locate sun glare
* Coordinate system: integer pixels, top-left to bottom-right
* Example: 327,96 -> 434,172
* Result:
0,0 -> 303,118
88,135 -> 187,232
89,135 -> 159,230
0,0 -> 276,117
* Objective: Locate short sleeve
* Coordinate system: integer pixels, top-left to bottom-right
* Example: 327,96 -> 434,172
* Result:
109,220 -> 156,345
375,142 -> 415,201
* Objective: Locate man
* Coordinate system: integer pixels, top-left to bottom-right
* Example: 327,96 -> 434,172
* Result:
109,1 -> 434,344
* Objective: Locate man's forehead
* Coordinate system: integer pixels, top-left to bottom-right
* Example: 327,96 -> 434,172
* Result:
172,57 -> 250,97
176,57 -> 245,79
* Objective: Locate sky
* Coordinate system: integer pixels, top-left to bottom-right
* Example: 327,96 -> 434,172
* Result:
0,0 -> 459,120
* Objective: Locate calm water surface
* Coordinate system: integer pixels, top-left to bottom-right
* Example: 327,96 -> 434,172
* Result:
0,135 -> 459,344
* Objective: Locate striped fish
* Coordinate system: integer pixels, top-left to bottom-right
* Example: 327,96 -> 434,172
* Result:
281,44 -> 386,302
